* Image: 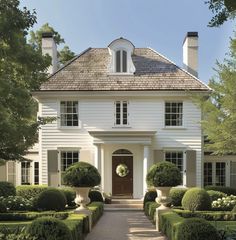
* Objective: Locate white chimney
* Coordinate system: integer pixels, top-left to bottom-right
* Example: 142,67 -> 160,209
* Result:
42,32 -> 57,74
183,32 -> 198,77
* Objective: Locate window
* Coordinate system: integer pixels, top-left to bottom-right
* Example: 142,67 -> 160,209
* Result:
116,50 -> 127,73
7,161 -> 16,185
165,102 -> 183,126
165,151 -> 183,174
204,162 -> 213,186
216,162 -> 226,186
115,101 -> 128,126
61,151 -> 79,182
21,162 -> 30,185
60,101 -> 78,126
34,162 -> 39,185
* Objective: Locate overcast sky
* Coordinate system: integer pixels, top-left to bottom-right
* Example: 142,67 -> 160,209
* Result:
20,0 -> 235,83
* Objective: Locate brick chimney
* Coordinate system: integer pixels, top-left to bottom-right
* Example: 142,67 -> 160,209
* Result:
42,32 -> 57,74
183,32 -> 198,77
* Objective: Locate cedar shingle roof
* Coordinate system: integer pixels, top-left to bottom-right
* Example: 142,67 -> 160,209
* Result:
40,47 -> 210,91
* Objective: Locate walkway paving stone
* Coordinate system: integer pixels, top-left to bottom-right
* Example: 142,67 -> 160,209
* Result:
85,211 -> 167,240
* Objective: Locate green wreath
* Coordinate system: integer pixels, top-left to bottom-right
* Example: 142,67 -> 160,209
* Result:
116,164 -> 129,177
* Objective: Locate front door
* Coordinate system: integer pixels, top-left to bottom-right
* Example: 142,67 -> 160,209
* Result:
112,156 -> 133,197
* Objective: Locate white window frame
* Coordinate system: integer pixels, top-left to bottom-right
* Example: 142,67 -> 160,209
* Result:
164,102 -> 183,127
21,161 -> 31,185
115,49 -> 128,73
114,100 -> 129,127
34,162 -> 39,185
59,101 -> 79,128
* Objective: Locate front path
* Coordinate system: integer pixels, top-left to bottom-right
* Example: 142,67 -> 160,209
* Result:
85,211 -> 167,240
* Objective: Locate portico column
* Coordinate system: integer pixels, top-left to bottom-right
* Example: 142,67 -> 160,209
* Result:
94,144 -> 104,191
143,145 -> 150,196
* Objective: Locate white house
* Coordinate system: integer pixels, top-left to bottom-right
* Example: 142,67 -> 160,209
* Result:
1,32 -> 235,198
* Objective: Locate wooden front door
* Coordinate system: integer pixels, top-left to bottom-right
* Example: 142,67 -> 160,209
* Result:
112,156 -> 133,197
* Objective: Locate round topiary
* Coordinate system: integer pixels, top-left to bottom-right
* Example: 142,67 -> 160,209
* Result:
63,162 -> 101,187
0,202 -> 7,213
35,188 -> 67,211
28,217 -> 72,240
146,162 -> 182,187
207,190 -> 227,202
169,188 -> 188,206
182,188 -> 212,211
89,190 -> 104,202
143,190 -> 158,208
0,181 -> 16,197
176,218 -> 220,240
59,187 -> 76,207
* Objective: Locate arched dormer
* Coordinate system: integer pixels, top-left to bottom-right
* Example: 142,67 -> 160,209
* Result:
108,37 -> 136,74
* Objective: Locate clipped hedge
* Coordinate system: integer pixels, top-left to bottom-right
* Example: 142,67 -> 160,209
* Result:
89,190 -> 104,203
207,190 -> 227,201
16,185 -> 48,199
144,201 -> 160,223
169,188 -> 187,206
0,182 -> 16,197
59,187 -> 76,207
88,202 -> 104,226
205,186 -> 236,196
182,188 -> 211,211
143,190 -> 157,208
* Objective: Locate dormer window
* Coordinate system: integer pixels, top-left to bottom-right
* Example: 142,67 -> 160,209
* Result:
116,50 -> 127,73
108,37 -> 135,74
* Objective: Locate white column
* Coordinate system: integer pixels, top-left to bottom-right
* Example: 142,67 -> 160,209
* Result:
94,144 -> 102,174
143,146 -> 150,196
101,145 -> 105,192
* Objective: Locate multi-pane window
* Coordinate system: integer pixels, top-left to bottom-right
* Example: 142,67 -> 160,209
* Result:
7,161 -> 16,185
60,101 -> 78,126
34,162 -> 39,185
21,162 -> 30,185
116,50 -> 127,73
204,162 -> 213,186
61,151 -> 79,172
165,152 -> 183,173
216,162 -> 226,186
230,162 -> 236,187
165,102 -> 183,126
115,101 -> 128,126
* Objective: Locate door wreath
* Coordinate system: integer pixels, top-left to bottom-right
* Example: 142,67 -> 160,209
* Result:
116,164 -> 129,177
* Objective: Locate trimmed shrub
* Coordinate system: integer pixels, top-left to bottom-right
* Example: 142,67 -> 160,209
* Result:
63,162 -> 101,187
205,186 -> 236,196
0,195 -> 33,211
88,202 -> 104,226
144,201 -> 160,222
207,190 -> 227,201
176,218 -> 220,240
16,185 -> 48,199
34,188 -> 66,211
28,217 -> 72,240
182,188 -> 211,211
143,190 -> 157,208
59,187 -> 76,207
212,195 -> 236,211
169,188 -> 187,206
89,190 -> 103,202
146,162 -> 182,187
0,181 -> 16,197
0,202 -> 7,213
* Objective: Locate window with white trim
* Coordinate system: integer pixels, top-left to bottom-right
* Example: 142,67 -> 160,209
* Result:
165,102 -> 183,126
61,151 -> 79,172
34,162 -> 39,185
204,162 -> 226,186
204,162 -> 213,186
60,101 -> 78,126
21,162 -> 31,185
215,162 -> 226,186
116,50 -> 127,73
115,101 -> 129,126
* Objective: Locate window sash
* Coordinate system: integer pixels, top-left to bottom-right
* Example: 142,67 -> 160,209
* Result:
21,162 -> 30,185
115,50 -> 127,73
60,101 -> 78,126
34,162 -> 39,185
115,101 -> 128,126
204,162 -> 226,186
165,102 -> 183,126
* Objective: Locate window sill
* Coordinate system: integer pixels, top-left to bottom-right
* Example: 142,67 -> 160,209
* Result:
112,126 -> 132,129
108,73 -> 134,76
162,127 -> 187,130
59,126 -> 81,130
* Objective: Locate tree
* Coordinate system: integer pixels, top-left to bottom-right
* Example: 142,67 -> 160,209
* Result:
201,34 -> 236,154
0,0 -> 50,162
29,23 -> 75,65
206,0 -> 236,27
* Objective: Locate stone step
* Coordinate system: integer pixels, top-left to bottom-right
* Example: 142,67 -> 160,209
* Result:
105,203 -> 143,209
111,199 -> 143,205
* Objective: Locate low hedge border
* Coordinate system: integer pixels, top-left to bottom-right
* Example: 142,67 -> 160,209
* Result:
174,209 -> 236,221
144,201 -> 160,223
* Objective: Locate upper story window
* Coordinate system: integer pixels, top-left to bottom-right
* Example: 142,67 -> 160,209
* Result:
165,102 -> 183,126
60,101 -> 78,127
116,50 -> 127,73
115,101 -> 129,126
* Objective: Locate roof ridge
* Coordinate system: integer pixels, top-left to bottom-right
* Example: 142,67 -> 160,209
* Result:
47,47 -> 92,80
147,47 -> 211,91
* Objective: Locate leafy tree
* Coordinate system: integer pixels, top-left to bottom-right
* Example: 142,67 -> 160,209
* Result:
0,0 -> 50,162
29,23 -> 75,65
206,0 -> 236,27
201,34 -> 236,154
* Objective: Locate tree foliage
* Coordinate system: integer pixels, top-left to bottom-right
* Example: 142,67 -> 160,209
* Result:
0,0 -> 50,161
206,0 -> 236,27
201,34 -> 236,154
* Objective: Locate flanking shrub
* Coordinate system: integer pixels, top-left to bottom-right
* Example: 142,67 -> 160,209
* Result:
176,218 -> 220,240
0,182 -> 16,197
205,186 -> 236,196
28,217 -> 72,240
169,188 -> 187,206
0,202 -> 7,213
88,202 -> 104,226
16,185 -> 48,199
207,190 -> 227,201
65,219 -> 84,240
34,188 -> 66,211
182,188 -> 211,211
143,190 -> 157,208
212,195 -> 236,211
0,196 -> 33,211
144,201 -> 160,223
59,187 -> 76,207
0,226 -> 35,240
89,190 -> 104,202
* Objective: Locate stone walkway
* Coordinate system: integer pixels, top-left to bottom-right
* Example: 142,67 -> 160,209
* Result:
85,211 -> 167,240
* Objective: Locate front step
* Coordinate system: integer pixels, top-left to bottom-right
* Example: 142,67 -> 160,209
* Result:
104,198 -> 143,211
